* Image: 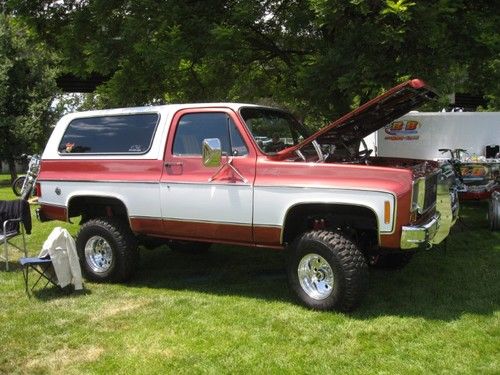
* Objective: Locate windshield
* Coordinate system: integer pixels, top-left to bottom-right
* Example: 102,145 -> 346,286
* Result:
240,107 -> 310,154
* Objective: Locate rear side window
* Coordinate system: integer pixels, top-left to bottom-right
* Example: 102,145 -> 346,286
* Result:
58,113 -> 159,154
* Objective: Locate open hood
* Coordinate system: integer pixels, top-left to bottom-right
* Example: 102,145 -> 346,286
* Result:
279,79 -> 438,157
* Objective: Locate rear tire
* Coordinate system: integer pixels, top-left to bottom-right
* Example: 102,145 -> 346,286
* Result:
287,230 -> 368,311
489,192 -> 500,231
76,218 -> 138,282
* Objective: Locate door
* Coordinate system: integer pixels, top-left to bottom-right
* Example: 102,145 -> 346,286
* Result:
160,108 -> 256,244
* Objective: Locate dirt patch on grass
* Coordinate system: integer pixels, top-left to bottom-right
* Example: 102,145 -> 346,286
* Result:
90,297 -> 151,321
126,343 -> 175,358
25,345 -> 104,373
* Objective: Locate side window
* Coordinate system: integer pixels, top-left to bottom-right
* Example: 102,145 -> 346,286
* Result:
58,113 -> 159,154
172,113 -> 248,156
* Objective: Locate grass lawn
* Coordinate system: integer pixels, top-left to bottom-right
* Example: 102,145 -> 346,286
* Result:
0,174 -> 499,374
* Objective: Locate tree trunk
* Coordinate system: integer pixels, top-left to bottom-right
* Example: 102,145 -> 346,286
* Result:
7,156 -> 17,183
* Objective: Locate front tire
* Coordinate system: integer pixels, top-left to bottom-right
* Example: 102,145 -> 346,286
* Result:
287,230 -> 368,311
12,176 -> 25,196
76,218 -> 138,282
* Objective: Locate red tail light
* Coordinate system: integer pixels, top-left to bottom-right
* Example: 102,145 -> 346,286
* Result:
34,183 -> 41,197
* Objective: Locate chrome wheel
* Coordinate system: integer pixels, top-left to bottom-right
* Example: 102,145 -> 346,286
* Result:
85,235 -> 114,273
297,253 -> 334,300
76,218 -> 138,282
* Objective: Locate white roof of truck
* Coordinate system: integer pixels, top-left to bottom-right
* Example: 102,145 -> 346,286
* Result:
43,103 -> 264,161
61,103 -> 262,120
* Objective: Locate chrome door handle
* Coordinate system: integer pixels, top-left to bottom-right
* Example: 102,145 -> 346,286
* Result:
164,161 -> 183,167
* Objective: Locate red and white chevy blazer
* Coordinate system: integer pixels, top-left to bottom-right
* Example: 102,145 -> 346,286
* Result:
36,79 -> 458,311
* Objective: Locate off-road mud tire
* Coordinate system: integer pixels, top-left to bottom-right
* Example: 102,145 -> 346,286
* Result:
76,218 -> 138,282
489,191 -> 500,231
287,230 -> 368,311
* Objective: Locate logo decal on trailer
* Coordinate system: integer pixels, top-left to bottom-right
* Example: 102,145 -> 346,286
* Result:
384,120 -> 420,141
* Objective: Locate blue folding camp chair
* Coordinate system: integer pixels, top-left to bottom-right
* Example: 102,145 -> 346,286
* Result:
19,256 -> 59,297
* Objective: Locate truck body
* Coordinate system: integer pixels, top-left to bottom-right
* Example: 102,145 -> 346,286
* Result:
36,79 -> 458,311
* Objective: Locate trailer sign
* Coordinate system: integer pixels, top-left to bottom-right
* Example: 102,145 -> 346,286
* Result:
384,120 -> 421,141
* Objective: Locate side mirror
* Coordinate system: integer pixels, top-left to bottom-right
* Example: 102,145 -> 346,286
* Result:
202,138 -> 222,167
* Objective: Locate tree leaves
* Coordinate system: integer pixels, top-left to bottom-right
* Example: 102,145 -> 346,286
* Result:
5,0 -> 499,123
381,0 -> 416,17
0,15 -> 59,175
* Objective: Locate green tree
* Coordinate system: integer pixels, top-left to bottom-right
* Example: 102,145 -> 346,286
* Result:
0,15 -> 58,182
299,0 -> 499,118
7,0 -> 499,123
5,0 -> 316,109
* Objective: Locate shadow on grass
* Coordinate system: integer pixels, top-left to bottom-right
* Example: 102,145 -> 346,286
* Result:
124,202 -> 497,320
128,206 -> 498,321
0,261 -> 24,272
130,246 -> 498,321
131,244 -> 290,303
31,287 -> 92,301
0,261 -> 92,301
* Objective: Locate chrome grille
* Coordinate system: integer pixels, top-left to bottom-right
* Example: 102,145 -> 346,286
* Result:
412,171 -> 439,214
423,173 -> 438,212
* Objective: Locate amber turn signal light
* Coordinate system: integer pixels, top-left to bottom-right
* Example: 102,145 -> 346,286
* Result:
384,200 -> 391,224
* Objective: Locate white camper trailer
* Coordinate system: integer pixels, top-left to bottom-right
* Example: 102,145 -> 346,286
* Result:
364,112 -> 500,160
363,111 -> 500,201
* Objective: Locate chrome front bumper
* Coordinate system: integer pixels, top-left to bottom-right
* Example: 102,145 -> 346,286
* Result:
401,213 -> 440,250
401,174 -> 459,250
